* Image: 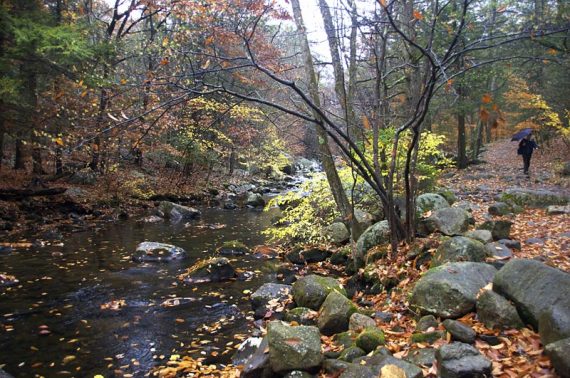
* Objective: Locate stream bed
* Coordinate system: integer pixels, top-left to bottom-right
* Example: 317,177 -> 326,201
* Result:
0,206 -> 284,377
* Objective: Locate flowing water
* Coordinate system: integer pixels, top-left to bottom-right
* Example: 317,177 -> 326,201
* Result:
0,206 -> 284,377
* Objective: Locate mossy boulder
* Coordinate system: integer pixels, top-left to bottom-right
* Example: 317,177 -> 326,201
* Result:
133,242 -> 187,262
355,221 -> 390,261
182,257 -> 236,283
431,236 -> 488,267
422,208 -> 471,236
339,346 -> 366,362
292,275 -> 346,310
500,188 -> 569,208
416,193 -> 450,215
217,240 -> 250,256
410,331 -> 445,344
480,220 -> 513,240
355,327 -> 385,353
267,321 -> 322,373
318,291 -> 358,336
284,307 -> 318,326
324,222 -> 350,244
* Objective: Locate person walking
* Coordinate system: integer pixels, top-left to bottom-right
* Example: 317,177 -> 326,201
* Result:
518,133 -> 538,175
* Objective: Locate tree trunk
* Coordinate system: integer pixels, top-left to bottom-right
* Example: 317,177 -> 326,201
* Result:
291,0 -> 361,247
14,138 -> 26,170
457,112 -> 467,168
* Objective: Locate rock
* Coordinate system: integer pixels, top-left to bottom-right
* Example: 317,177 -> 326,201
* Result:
436,189 -> 457,205
500,187 -> 569,207
539,305 -> 570,345
375,311 -> 394,323
324,222 -> 350,244
563,162 -> 570,176
183,257 -> 236,283
133,242 -> 186,262
442,319 -> 476,344
267,321 -> 322,373
323,359 -> 351,375
138,215 -> 163,223
410,331 -> 445,344
286,249 -> 306,265
354,209 -> 375,229
352,354 -> 423,378
416,193 -> 450,214
330,248 -> 350,265
284,307 -> 318,326
476,290 -> 524,330
480,220 -> 513,240
283,371 -> 314,378
64,187 -> 88,203
332,331 -> 355,349
318,291 -> 358,336
217,240 -> 250,256
251,283 -> 292,319
416,315 -> 439,332
232,336 -> 264,366
339,364 -> 376,378
339,346 -> 366,362
246,192 -> 266,208
157,201 -> 201,221
547,205 -> 570,215
464,230 -> 493,244
410,262 -> 497,318
355,220 -> 390,260
240,337 -> 272,378
349,313 -> 376,332
488,202 -> 513,216
485,242 -> 512,259
436,342 -> 492,378
405,348 -> 436,367
545,337 -> 570,378
355,327 -> 385,353
493,259 -> 570,343
526,237 -> 545,245
69,168 -> 97,185
498,239 -> 521,250
422,208 -> 470,236
301,247 -> 332,263
292,275 -> 346,311
432,236 -> 488,266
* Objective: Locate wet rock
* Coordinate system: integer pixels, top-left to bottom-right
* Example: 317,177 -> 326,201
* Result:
217,240 -> 250,256
232,336 -> 264,366
339,346 -> 366,362
416,193 -> 450,214
245,192 -> 265,208
464,229 -> 493,244
545,337 -> 570,378
494,259 -> 570,343
500,187 -> 570,208
157,201 -> 201,221
498,239 -> 521,250
547,205 -> 570,215
338,364 -> 375,378
416,315 -> 439,332
267,321 -> 322,373
283,371 -> 314,378
133,242 -> 186,262
285,248 -> 306,265
318,291 -> 358,336
432,236 -> 488,266
183,257 -> 236,283
292,275 -> 346,310
442,319 -> 476,344
480,220 -> 513,240
284,307 -> 318,326
301,247 -> 332,263
356,220 -> 390,260
251,283 -> 292,319
539,305 -> 570,346
240,337 -> 272,378
323,359 -> 351,375
410,262 -> 497,318
436,342 -> 492,378
405,348 -> 436,367
355,327 -> 385,353
324,222 -> 350,244
422,208 -> 471,236
349,313 -> 376,332
352,354 -> 423,378
488,202 -> 513,216
476,290 -> 524,330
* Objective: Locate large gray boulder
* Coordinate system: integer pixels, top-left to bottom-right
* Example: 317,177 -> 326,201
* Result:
182,257 -> 236,283
432,236 -> 488,266
251,283 -> 292,319
349,313 -> 376,332
480,220 -> 512,240
356,220 -> 390,258
318,290 -> 358,336
500,187 -> 569,207
324,222 -> 350,244
236,337 -> 272,378
545,337 -> 570,378
267,321 -> 322,373
422,208 -> 471,236
292,275 -> 346,310
436,342 -> 492,378
493,259 -> 570,344
246,192 -> 266,208
464,229 -> 493,244
476,290 -> 524,330
416,193 -> 450,214
410,262 -> 497,318
133,242 -> 186,262
157,201 -> 201,221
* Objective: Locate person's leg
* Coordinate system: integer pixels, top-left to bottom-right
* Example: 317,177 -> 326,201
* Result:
523,154 -> 531,174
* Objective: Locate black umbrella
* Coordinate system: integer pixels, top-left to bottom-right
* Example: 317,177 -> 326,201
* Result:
511,128 -> 533,141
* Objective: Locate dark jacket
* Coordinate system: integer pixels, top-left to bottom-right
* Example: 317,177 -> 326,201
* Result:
518,139 -> 538,156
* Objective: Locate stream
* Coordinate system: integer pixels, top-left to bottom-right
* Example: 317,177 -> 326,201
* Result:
0,204 -> 286,377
